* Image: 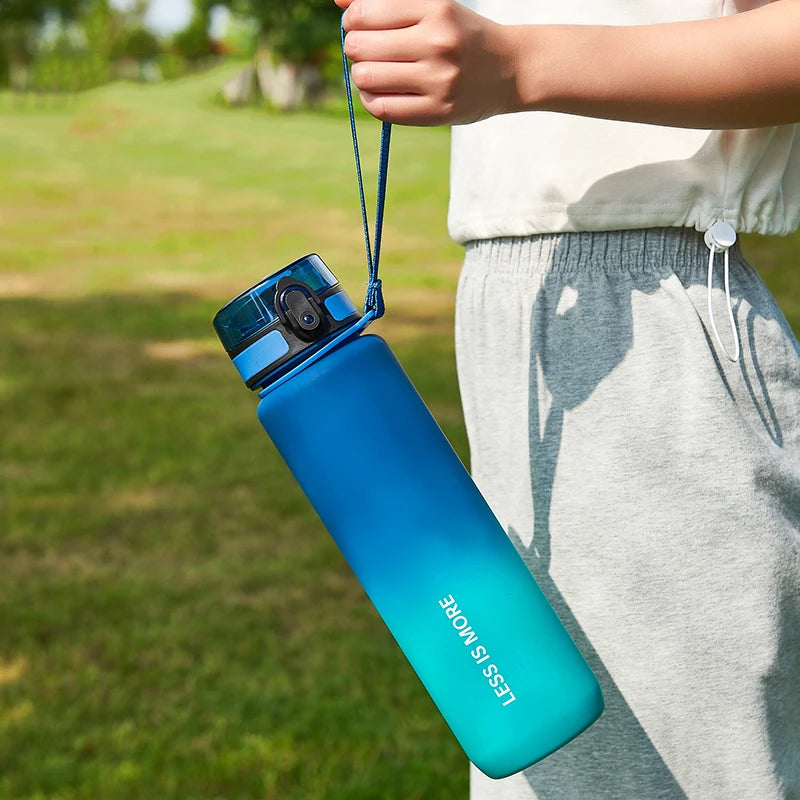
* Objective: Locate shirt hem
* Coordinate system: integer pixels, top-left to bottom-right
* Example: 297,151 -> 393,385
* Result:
447,206 -> 799,245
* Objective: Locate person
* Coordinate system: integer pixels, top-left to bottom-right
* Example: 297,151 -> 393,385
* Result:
335,1 -> 800,798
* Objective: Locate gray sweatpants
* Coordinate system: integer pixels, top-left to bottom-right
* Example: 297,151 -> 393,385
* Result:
454,229 -> 800,800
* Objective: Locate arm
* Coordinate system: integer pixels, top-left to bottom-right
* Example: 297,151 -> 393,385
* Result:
337,0 -> 800,128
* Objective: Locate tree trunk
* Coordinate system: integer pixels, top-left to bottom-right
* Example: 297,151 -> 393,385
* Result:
255,50 -> 323,111
221,65 -> 257,106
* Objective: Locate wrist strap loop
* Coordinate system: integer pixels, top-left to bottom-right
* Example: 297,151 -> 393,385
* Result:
341,18 -> 392,320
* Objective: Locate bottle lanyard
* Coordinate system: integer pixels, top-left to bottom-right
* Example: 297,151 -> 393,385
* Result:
256,27 -> 392,399
340,19 -> 392,321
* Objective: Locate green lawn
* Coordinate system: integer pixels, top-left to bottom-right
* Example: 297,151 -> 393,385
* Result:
0,65 -> 798,800
0,66 -> 466,800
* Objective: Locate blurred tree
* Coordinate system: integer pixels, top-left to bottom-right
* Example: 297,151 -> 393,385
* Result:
0,0 -> 87,23
106,0 -> 165,76
190,0 -> 339,109
196,0 -> 340,65
28,2 -> 114,93
220,10 -> 259,57
112,25 -> 161,61
173,17 -> 214,61
5,0 -> 168,92
0,0 -> 90,86
82,0 -> 113,60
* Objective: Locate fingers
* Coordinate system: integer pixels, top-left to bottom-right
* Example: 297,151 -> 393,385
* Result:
344,28 -> 428,63
343,0 -> 427,31
333,0 -> 352,9
358,90 -> 452,127
351,61 -> 438,95
338,0 -> 500,126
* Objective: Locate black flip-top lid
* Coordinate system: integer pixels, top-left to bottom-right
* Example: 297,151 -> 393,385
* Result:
213,254 -> 361,390
214,254 -> 339,354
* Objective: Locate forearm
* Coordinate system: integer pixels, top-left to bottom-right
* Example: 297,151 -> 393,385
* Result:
509,2 -> 800,129
338,0 -> 800,128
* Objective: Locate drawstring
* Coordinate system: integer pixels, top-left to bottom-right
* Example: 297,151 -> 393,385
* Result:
341,19 -> 392,321
704,221 -> 740,363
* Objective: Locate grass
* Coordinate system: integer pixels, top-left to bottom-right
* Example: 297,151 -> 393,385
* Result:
0,66 -> 466,800
0,65 -> 798,800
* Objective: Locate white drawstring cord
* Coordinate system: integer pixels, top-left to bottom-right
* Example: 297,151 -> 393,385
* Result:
704,221 -> 740,363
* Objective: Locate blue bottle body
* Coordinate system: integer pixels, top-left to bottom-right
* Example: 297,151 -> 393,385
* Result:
213,255 -> 602,777
257,333 -> 603,778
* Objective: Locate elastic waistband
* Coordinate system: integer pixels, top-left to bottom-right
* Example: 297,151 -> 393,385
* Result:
464,227 -> 744,278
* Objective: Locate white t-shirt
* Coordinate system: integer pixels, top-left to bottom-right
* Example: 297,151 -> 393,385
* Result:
448,0 -> 800,243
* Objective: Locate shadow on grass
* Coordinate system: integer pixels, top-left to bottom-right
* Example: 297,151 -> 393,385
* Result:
0,292 -> 467,800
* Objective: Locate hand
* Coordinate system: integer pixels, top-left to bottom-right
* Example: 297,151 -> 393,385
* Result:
336,0 -> 516,126
337,0 -> 800,131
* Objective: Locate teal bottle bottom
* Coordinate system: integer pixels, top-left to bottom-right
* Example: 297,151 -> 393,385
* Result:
258,334 -> 603,778
369,530 -> 604,778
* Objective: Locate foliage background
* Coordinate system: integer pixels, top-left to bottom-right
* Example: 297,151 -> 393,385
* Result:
0,0 -> 344,93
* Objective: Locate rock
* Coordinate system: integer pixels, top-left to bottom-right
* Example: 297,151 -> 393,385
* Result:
221,65 -> 256,106
255,54 -> 323,111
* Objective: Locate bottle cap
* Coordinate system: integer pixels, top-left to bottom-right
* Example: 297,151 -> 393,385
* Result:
213,254 -> 361,390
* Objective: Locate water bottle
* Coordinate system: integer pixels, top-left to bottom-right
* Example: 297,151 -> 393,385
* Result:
213,253 -> 603,779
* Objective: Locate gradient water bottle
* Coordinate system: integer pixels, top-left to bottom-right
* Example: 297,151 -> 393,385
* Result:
213,253 -> 603,778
